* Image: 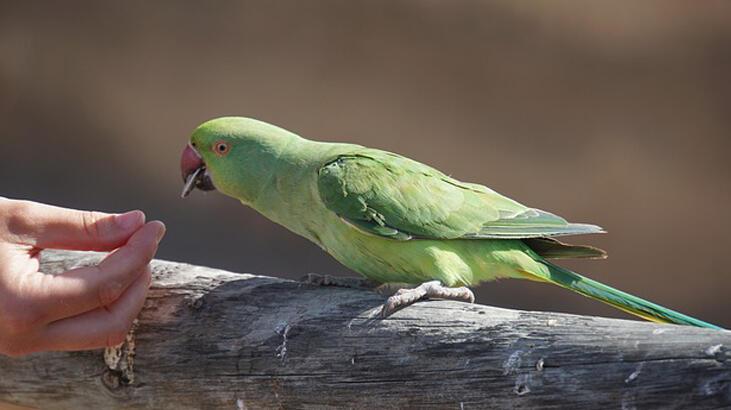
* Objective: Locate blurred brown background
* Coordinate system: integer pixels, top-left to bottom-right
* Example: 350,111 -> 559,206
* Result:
1,1 -> 729,326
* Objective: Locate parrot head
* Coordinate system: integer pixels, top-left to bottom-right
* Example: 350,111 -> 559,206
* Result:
180,117 -> 299,203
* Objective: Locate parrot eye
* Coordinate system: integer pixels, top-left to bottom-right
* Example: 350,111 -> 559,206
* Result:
213,141 -> 230,157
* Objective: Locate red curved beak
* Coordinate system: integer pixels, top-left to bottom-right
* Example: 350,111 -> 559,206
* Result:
181,143 -> 204,182
180,143 -> 215,198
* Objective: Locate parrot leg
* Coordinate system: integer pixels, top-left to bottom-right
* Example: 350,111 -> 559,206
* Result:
381,281 -> 475,317
301,273 -> 380,289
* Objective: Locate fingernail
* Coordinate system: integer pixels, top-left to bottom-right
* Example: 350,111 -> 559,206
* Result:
152,221 -> 166,242
116,210 -> 145,230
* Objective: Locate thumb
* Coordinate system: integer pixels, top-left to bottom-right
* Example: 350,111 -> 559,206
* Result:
2,200 -> 146,251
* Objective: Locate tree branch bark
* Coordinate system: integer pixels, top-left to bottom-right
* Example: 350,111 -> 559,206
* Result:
1,250 -> 730,409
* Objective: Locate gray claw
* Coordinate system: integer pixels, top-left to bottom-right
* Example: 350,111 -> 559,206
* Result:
380,281 -> 475,318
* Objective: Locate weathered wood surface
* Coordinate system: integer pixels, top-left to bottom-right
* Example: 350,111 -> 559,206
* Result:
1,250 -> 730,409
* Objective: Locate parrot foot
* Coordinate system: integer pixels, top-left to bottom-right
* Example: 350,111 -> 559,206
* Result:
381,281 -> 475,318
301,273 -> 380,289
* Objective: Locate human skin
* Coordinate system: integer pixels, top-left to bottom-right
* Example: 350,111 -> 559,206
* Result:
0,198 -> 165,357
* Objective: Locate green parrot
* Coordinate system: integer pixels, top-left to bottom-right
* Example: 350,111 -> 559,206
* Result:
180,117 -> 720,329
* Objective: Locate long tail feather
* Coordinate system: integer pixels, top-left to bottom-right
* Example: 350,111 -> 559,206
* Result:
526,260 -> 722,329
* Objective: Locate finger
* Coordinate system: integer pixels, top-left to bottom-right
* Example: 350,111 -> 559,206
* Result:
3,199 -> 146,251
28,221 -> 165,323
40,265 -> 152,352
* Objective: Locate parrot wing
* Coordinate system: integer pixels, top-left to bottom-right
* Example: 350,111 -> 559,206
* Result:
317,150 -> 604,240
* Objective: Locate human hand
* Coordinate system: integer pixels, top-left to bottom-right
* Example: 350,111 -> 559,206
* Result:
0,198 -> 165,356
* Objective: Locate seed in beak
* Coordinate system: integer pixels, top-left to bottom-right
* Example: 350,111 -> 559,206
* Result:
181,167 -> 202,198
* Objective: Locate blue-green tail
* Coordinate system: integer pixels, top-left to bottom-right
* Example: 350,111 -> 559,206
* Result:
530,261 -> 722,330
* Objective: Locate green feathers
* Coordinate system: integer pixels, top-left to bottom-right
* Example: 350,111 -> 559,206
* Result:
189,117 -> 720,330
522,238 -> 607,260
317,151 -> 604,241
526,262 -> 721,329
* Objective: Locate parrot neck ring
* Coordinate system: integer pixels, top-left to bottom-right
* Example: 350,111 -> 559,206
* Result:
180,143 -> 216,198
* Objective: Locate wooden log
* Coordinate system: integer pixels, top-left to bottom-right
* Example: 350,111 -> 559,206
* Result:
1,250 -> 730,409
